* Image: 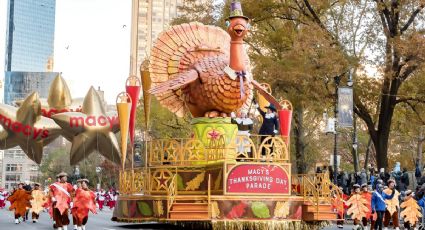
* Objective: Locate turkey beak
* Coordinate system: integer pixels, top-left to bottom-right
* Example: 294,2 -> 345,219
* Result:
233,24 -> 246,37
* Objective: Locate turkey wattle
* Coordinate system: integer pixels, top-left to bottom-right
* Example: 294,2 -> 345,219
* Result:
148,15 -> 280,118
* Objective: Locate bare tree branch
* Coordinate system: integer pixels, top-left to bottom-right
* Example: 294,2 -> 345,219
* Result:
400,3 -> 425,33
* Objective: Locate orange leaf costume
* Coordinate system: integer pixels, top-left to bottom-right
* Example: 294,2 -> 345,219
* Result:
49,182 -> 74,214
400,197 -> 422,226
7,188 -> 32,217
346,194 -> 369,221
30,189 -> 46,214
383,188 -> 400,215
72,188 -> 97,222
361,191 -> 372,219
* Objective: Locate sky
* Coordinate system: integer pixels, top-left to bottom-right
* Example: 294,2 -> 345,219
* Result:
0,0 -> 132,104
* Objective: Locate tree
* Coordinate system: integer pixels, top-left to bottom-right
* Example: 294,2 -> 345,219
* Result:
39,145 -> 119,189
240,0 -> 425,170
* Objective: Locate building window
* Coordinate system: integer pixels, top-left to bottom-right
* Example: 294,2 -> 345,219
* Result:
30,175 -> 38,182
30,165 -> 39,171
5,174 -> 20,181
6,164 -> 22,172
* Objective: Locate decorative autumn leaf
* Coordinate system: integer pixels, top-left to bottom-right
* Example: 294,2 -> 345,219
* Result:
346,194 -> 369,220
214,169 -> 222,190
153,200 -> 164,217
137,201 -> 153,216
383,189 -> 400,215
185,172 -> 205,191
129,201 -> 137,216
274,201 -> 290,218
400,198 -> 422,226
122,201 -> 129,217
226,202 -> 248,219
176,174 -> 185,190
211,201 -> 220,218
251,202 -> 271,218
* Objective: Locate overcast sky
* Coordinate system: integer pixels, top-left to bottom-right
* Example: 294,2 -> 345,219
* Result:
0,0 -> 132,104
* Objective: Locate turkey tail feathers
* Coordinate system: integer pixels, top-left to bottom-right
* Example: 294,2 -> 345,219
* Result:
149,22 -> 230,116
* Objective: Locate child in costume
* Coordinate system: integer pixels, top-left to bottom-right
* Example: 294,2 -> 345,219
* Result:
371,183 -> 395,230
361,183 -> 372,230
383,179 -> 400,230
7,182 -> 32,224
49,172 -> 75,230
30,182 -> 46,223
401,190 -> 421,230
72,179 -> 97,230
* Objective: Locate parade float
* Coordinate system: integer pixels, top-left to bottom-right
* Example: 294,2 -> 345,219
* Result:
0,1 -> 343,229
111,1 -> 342,229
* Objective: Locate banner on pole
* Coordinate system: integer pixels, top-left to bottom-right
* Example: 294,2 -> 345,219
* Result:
338,87 -> 353,128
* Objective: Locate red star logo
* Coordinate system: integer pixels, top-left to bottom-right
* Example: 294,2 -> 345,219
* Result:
158,174 -> 168,187
207,129 -> 221,140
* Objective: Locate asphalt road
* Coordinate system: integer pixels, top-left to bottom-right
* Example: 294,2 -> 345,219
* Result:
0,205 -> 354,230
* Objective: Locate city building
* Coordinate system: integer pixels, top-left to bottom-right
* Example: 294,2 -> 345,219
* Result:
4,0 -> 56,105
4,0 -> 56,72
1,147 -> 41,190
4,71 -> 57,105
133,0 -> 182,76
2,0 -> 57,185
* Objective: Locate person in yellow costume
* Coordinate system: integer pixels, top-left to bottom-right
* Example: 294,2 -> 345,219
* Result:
383,179 -> 400,230
30,182 -> 46,223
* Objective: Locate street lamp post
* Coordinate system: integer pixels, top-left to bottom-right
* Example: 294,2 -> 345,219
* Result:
333,75 -> 340,184
96,166 -> 102,190
74,166 -> 80,184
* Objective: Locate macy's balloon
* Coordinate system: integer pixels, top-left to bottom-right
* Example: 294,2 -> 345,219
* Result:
51,87 -> 121,165
0,92 -> 62,164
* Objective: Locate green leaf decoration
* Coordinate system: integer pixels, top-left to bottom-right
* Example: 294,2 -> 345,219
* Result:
251,202 -> 271,218
122,200 -> 128,217
137,201 -> 153,216
177,174 -> 185,190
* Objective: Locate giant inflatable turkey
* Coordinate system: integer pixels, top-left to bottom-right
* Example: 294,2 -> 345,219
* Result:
148,1 -> 281,118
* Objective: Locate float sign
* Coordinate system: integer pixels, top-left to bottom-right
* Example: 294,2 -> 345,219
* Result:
226,164 -> 289,194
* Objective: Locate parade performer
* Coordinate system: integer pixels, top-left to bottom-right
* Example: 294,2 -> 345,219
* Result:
72,179 -> 96,230
231,110 -> 254,157
346,184 -> 369,229
96,189 -> 105,211
7,182 -> 32,224
383,179 -> 400,230
30,183 -> 46,223
107,188 -> 116,209
257,104 -> 279,156
361,183 -> 372,230
400,190 -> 421,230
371,183 -> 395,230
0,187 -> 6,209
22,180 -> 32,221
331,187 -> 348,229
73,179 -> 83,230
49,172 -> 74,230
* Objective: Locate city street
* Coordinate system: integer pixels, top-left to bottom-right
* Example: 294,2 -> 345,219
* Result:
0,204 -> 354,230
0,205 -> 182,230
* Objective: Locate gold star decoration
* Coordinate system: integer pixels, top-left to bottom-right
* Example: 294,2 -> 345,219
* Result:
0,92 -> 62,164
51,87 -> 121,165
15,74 -> 85,123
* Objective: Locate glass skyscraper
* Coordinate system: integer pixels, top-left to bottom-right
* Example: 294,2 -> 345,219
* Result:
5,0 -> 56,72
4,0 -> 56,105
